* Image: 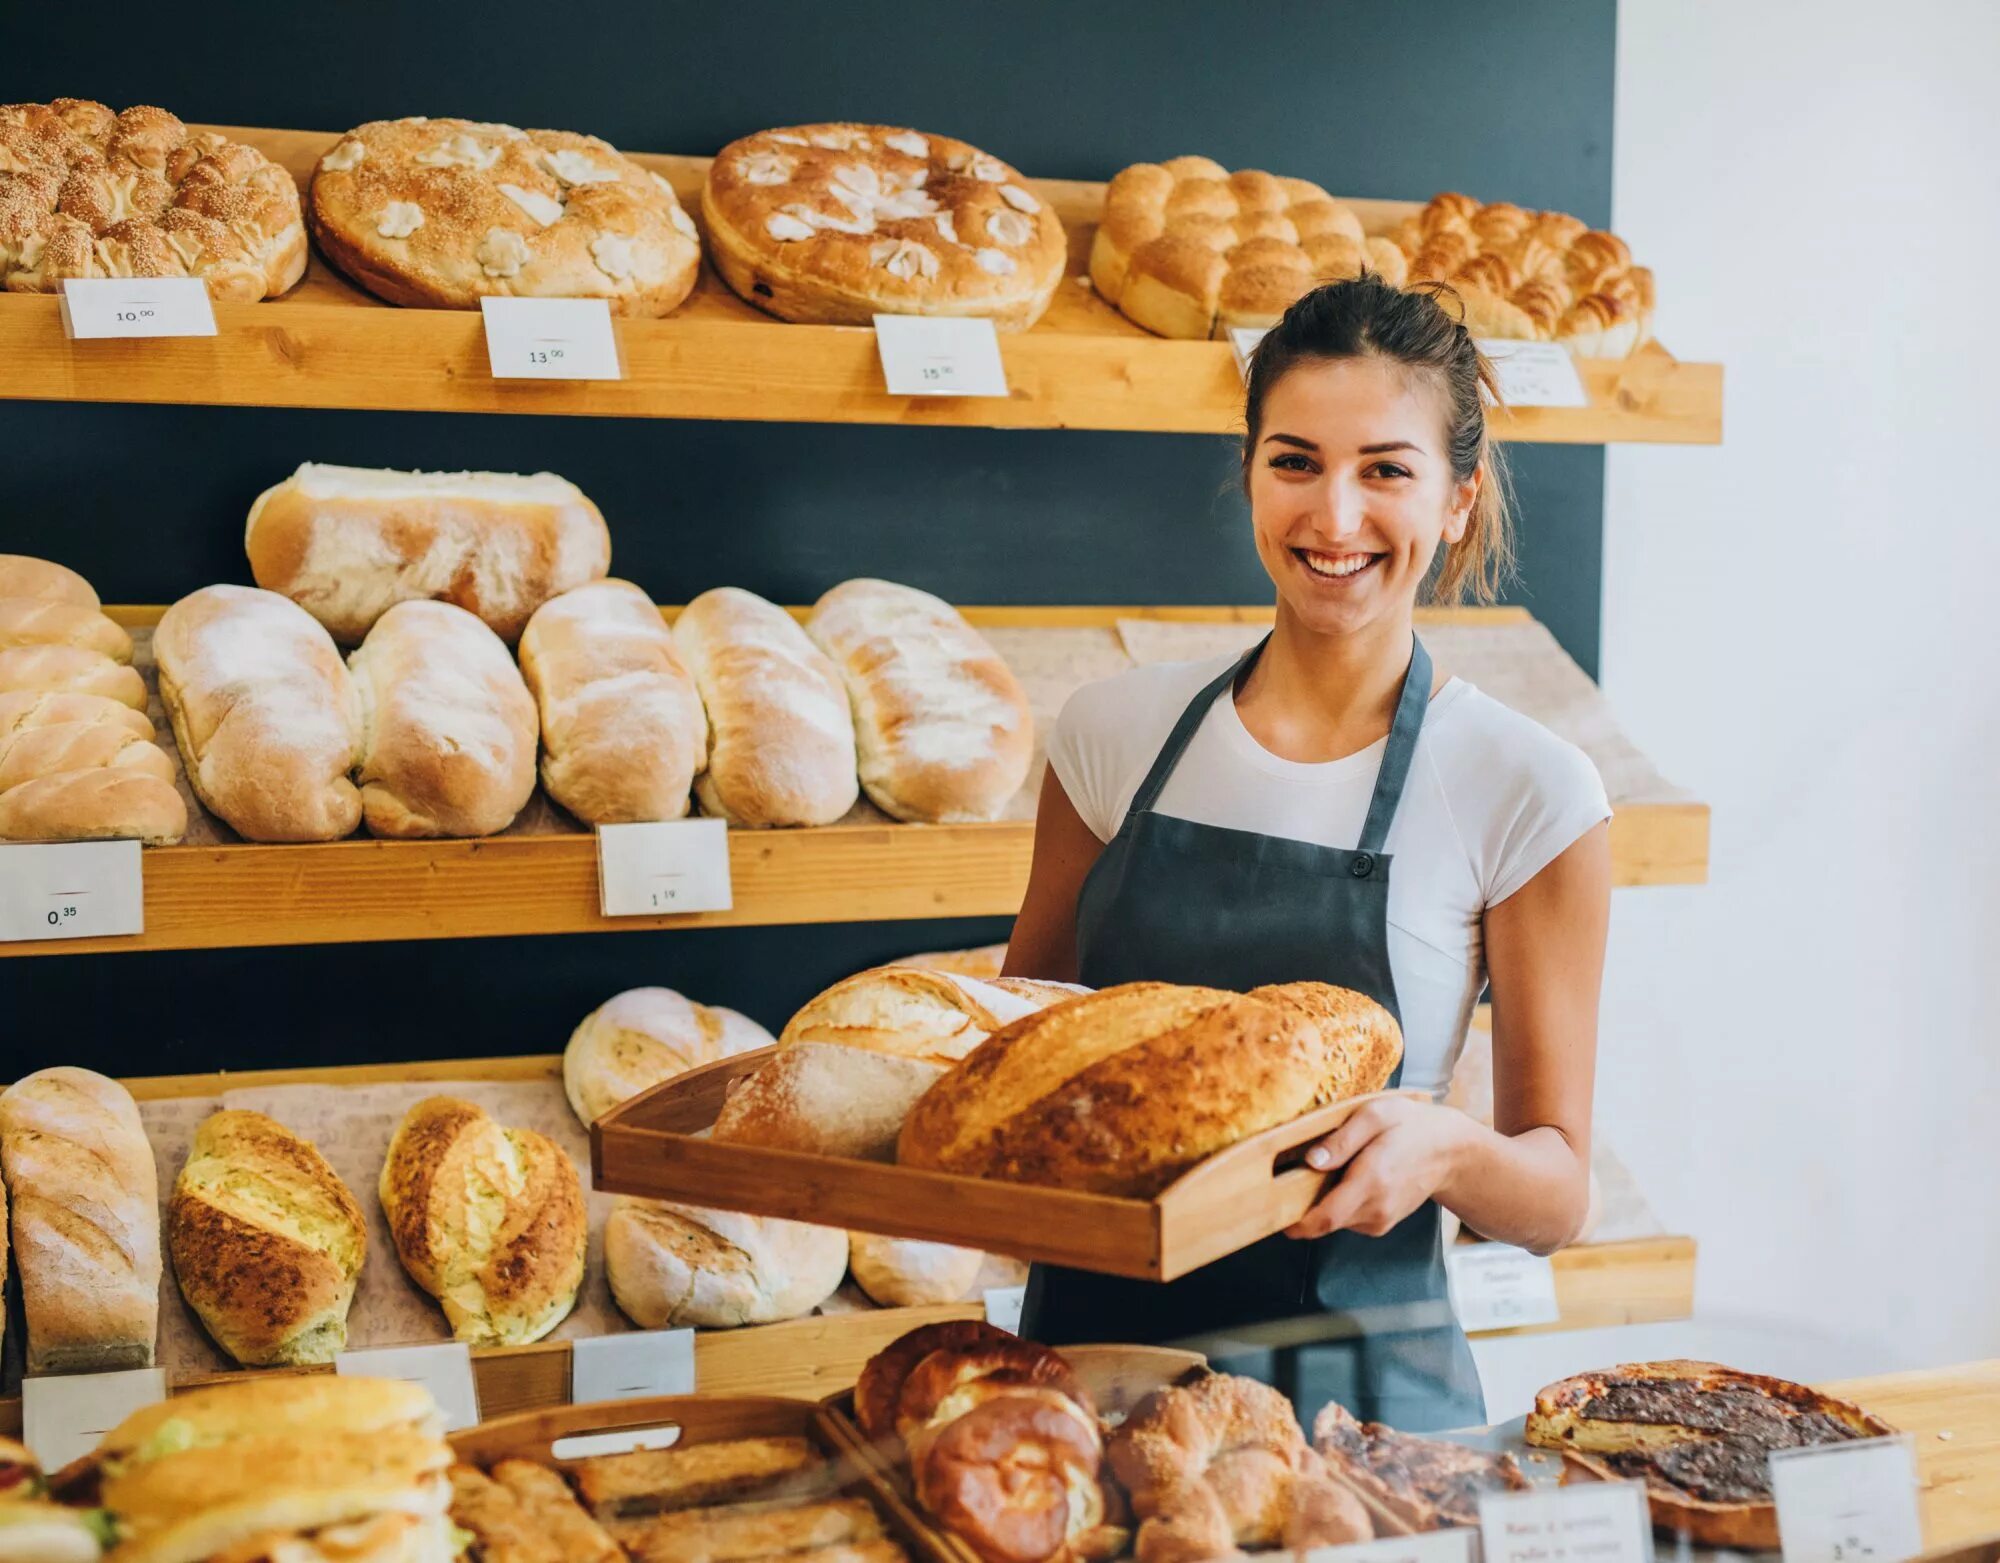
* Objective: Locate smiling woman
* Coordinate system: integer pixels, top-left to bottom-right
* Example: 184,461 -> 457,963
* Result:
1003,273 -> 1613,1432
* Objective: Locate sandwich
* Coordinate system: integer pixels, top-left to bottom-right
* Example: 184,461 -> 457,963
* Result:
0,1436 -> 111,1563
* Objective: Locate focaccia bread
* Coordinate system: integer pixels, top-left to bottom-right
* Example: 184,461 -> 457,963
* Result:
562,986 -> 774,1126
898,980 -> 1402,1196
1524,1361 -> 1892,1549
0,100 -> 305,299
805,579 -> 1032,824
702,124 -> 1065,328
247,463 -> 612,645
1092,156 -> 1397,339
348,600 -> 539,838
673,586 -> 857,828
309,117 -> 700,314
153,584 -> 363,842
519,580 -> 707,824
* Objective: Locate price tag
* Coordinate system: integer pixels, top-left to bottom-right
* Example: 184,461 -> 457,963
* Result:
481,297 -> 622,380
22,1367 -> 168,1469
336,1343 -> 479,1431
0,840 -> 144,942
1480,1481 -> 1653,1563
983,1285 -> 1027,1334
571,1329 -> 696,1404
1303,1528 -> 1474,1563
1229,326 -> 1268,379
1447,1242 -> 1561,1332
1476,338 -> 1589,408
1770,1434 -> 1923,1563
60,276 -> 217,339
872,314 -> 1009,397
597,819 -> 732,917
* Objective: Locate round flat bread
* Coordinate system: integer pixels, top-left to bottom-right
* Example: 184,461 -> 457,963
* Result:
0,99 -> 304,300
308,116 -> 700,314
701,123 -> 1064,329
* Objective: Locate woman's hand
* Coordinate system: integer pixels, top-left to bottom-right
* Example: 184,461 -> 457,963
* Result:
1284,1097 -> 1474,1240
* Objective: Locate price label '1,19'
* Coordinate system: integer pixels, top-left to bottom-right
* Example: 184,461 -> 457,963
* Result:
481,296 -> 623,380
873,314 -> 1009,397
0,840 -> 144,942
1770,1434 -> 1923,1563
60,276 -> 217,339
1445,1241 -> 1561,1332
597,819 -> 733,917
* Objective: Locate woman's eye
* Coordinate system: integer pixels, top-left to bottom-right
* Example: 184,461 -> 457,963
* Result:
1367,462 -> 1413,480
1269,454 -> 1315,472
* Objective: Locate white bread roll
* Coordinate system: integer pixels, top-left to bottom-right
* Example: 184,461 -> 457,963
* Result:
848,1233 -> 985,1307
0,645 -> 147,709
672,587 -> 858,828
603,1199 -> 846,1329
0,598 -> 132,662
0,720 -> 174,791
563,987 -> 775,1126
518,580 -> 707,825
0,554 -> 98,607
0,1067 -> 161,1372
0,690 -> 153,742
805,579 -> 1033,822
711,968 -> 1086,1159
0,769 -> 187,844
245,462 -> 612,644
348,600 -> 538,838
154,585 -> 363,842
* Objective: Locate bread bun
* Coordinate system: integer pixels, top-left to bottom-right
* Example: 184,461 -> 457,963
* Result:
0,645 -> 147,709
603,1200 -> 845,1329
854,1320 -> 1018,1442
848,1233 -> 984,1308
0,555 -> 98,608
0,599 -> 132,662
0,768 -> 186,845
563,987 -> 775,1125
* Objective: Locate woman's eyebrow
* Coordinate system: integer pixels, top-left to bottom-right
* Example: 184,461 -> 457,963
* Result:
1358,440 -> 1424,454
1262,433 -> 1319,450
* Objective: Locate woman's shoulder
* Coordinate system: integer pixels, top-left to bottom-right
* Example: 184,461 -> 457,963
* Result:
1057,650 -> 1239,737
1427,680 -> 1602,791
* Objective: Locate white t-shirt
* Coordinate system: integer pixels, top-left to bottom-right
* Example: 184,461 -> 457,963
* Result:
1047,654 -> 1611,1096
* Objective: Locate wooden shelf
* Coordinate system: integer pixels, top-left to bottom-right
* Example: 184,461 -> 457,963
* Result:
0,605 -> 1706,958
0,126 -> 1722,443
1466,1234 -> 1697,1341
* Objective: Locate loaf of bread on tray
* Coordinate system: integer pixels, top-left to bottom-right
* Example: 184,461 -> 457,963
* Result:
519,580 -> 707,824
246,462 -> 611,644
0,553 -> 99,607
603,1199 -> 847,1330
563,986 -> 774,1126
154,584 -> 364,842
0,644 -> 147,709
0,598 -> 131,662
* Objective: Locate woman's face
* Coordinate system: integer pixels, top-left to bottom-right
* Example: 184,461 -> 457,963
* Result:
1245,357 -> 1479,639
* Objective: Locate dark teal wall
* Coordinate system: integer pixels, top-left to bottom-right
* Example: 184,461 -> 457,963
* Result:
0,2 -> 1616,1073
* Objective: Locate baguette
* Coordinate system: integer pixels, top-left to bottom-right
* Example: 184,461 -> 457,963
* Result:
0,598 -> 132,662
0,645 -> 147,709
0,767 -> 187,845
153,584 -> 363,842
0,554 -> 97,607
0,690 -> 153,742
518,581 -> 706,824
246,463 -> 612,644
0,1067 -> 160,1372
672,587 -> 857,827
348,600 -> 538,838
804,579 -> 1032,823
0,720 -> 174,791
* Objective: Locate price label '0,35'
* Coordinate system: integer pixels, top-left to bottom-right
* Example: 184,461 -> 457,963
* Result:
0,840 -> 144,942
597,819 -> 733,917
481,297 -> 623,380
1445,1241 -> 1561,1332
873,315 -> 1009,397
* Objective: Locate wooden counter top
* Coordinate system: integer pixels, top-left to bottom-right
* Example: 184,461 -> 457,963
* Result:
1826,1358 -> 2000,1555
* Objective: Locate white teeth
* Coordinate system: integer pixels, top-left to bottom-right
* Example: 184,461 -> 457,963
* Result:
1301,551 -> 1377,578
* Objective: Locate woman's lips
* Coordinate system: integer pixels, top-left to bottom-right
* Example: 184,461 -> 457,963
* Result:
1293,547 -> 1383,580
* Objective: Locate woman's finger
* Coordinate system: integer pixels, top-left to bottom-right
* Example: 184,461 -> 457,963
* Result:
1304,1102 -> 1390,1171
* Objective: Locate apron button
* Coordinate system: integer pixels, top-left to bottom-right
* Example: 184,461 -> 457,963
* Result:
1351,853 -> 1375,878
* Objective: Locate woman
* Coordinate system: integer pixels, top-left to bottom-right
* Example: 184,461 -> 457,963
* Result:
1003,275 -> 1612,1431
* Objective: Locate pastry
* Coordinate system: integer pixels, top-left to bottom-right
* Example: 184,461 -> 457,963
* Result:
563,986 -> 774,1126
571,1437 -> 828,1518
853,1320 -> 1021,1442
701,124 -> 1064,328
246,463 -> 612,645
898,980 -> 1402,1196
308,117 -> 699,314
672,586 -> 858,828
805,579 -> 1033,824
1313,1402 -> 1527,1530
1091,156 -> 1401,339
915,1392 -> 1114,1563
379,1096 -> 587,1347
518,580 -> 707,824
602,1200 -> 847,1329
609,1498 -> 882,1563
0,100 -> 304,299
490,1461 -> 622,1563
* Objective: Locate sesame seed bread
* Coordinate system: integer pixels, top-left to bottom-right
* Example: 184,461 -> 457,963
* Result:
701,123 -> 1064,328
0,99 -> 305,300
308,117 -> 700,315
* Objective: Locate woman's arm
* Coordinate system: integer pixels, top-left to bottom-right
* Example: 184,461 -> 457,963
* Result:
1287,821 -> 1610,1255
1000,769 -> 1106,983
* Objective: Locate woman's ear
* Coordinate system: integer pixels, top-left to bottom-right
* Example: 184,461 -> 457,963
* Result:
1442,468 -> 1481,545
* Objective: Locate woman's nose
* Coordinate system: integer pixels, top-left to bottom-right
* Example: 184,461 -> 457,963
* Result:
1308,477 -> 1369,542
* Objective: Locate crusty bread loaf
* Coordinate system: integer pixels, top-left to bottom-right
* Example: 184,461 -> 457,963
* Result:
518,580 -> 707,825
0,690 -> 153,743
380,1096 -> 587,1347
603,1200 -> 846,1329
0,554 -> 98,608
563,987 -> 775,1126
0,1067 -> 160,1372
0,719 -> 174,792
711,968 -> 1079,1160
348,600 -> 538,838
246,463 -> 612,645
0,598 -> 132,662
153,584 -> 363,842
848,1233 -> 984,1308
0,768 -> 187,845
672,586 -> 858,828
898,981 -> 1403,1196
805,579 -> 1032,823
167,1110 -> 367,1366
0,644 -> 147,709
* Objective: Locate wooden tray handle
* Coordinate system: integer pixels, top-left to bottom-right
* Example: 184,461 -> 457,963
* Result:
448,1393 -> 816,1464
595,1046 -> 778,1136
1159,1088 -> 1433,1205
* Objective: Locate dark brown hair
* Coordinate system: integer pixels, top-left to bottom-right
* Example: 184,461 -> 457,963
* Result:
1241,273 -> 1515,604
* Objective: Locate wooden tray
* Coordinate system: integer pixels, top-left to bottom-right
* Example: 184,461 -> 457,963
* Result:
593,1046 -> 1425,1282
449,1392 -> 954,1563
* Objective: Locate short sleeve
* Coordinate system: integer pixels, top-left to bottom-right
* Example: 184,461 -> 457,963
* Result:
1483,734 -> 1613,906
1046,679 -> 1124,842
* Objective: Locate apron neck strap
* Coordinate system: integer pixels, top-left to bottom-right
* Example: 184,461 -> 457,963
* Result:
1125,639 -> 1263,817
1357,634 -> 1432,855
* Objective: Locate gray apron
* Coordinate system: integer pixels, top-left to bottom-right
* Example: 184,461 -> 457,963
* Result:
1019,633 -> 1484,1431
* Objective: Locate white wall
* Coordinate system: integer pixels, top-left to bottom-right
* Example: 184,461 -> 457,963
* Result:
1477,0 -> 2000,1416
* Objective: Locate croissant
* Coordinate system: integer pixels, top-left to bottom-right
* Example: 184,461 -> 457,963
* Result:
1565,229 -> 1633,290
1420,191 -> 1482,234
1557,292 -> 1640,358
1364,236 -> 1410,287
1471,201 -> 1533,248
1452,251 -> 1520,298
1509,279 -> 1569,339
1505,232 -> 1571,290
1531,209 -> 1589,249
1408,229 -> 1478,282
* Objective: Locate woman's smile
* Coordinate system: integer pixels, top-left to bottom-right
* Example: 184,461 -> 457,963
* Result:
1293,546 -> 1386,582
